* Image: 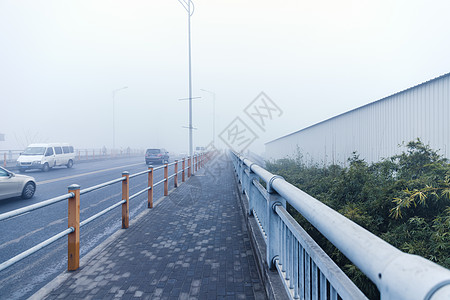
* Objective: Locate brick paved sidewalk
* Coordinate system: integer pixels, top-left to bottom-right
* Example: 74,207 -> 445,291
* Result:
34,156 -> 266,300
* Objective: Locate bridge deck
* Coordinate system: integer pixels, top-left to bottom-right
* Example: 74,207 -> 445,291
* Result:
34,156 -> 266,300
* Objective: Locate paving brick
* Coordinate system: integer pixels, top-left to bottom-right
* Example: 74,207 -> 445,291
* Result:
41,157 -> 265,299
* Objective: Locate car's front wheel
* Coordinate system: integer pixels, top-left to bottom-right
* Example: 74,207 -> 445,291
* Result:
21,182 -> 36,199
66,159 -> 73,168
42,163 -> 50,172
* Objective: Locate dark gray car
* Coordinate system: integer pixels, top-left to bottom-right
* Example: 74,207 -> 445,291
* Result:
145,148 -> 169,165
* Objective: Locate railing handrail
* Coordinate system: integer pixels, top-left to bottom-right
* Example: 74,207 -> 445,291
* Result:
231,151 -> 450,299
0,193 -> 74,222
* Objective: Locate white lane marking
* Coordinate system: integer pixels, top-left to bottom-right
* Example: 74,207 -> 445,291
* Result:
36,162 -> 144,185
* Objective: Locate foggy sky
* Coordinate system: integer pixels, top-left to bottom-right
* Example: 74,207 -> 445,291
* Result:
1,0 -> 450,154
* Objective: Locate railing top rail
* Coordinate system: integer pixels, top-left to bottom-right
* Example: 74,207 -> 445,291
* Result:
129,169 -> 151,179
152,165 -> 165,171
0,193 -> 73,222
231,151 -> 450,299
80,177 -> 125,195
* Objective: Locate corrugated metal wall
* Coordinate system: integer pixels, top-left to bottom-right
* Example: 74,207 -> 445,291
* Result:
266,74 -> 450,165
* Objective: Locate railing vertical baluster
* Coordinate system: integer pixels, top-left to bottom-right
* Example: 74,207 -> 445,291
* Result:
312,261 -> 318,299
164,163 -> 168,196
294,240 -> 299,299
68,184 -> 80,271
320,271 -> 327,300
305,252 -> 311,299
121,172 -> 129,228
331,286 -> 338,300
286,230 -> 291,282
148,165 -> 153,208
278,215 -> 282,268
282,224 -> 286,273
182,158 -> 186,182
289,231 -> 294,289
300,246 -> 305,299
174,160 -> 178,188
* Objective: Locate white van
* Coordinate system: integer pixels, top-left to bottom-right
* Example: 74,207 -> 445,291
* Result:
16,143 -> 75,172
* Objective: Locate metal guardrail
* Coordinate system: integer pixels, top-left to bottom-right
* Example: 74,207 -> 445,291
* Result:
230,151 -> 450,300
0,153 -> 209,272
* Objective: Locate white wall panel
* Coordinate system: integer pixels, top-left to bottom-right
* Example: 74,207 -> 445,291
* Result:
266,74 -> 450,165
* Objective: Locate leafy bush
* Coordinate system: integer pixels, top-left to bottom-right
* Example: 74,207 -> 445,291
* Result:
266,139 -> 450,299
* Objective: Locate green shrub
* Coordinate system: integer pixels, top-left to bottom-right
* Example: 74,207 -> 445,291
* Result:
266,139 -> 450,299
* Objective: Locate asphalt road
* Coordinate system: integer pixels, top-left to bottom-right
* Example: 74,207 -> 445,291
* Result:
0,156 -> 178,299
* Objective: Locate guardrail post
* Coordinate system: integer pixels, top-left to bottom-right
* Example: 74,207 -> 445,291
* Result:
68,184 -> 80,271
247,168 -> 258,217
148,165 -> 153,208
122,172 -> 130,229
174,160 -> 178,188
195,155 -> 198,172
182,158 -> 186,182
3,153 -> 6,167
238,161 -> 245,194
164,163 -> 168,196
267,176 -> 286,269
188,157 -> 191,178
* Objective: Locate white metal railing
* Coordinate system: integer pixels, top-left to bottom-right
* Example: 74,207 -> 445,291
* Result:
231,151 -> 450,300
0,153 -> 209,272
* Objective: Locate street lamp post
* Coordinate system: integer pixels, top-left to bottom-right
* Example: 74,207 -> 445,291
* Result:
200,89 -> 216,146
112,86 -> 128,152
177,0 -> 195,157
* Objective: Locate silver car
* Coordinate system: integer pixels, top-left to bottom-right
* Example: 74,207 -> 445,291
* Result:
0,166 -> 36,200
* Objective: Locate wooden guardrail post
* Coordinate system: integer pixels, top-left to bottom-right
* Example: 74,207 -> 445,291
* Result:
174,160 -> 178,188
148,165 -> 153,208
68,184 -> 80,271
164,163 -> 169,196
122,172 -> 129,229
195,155 -> 198,172
188,157 -> 191,177
182,158 -> 186,182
